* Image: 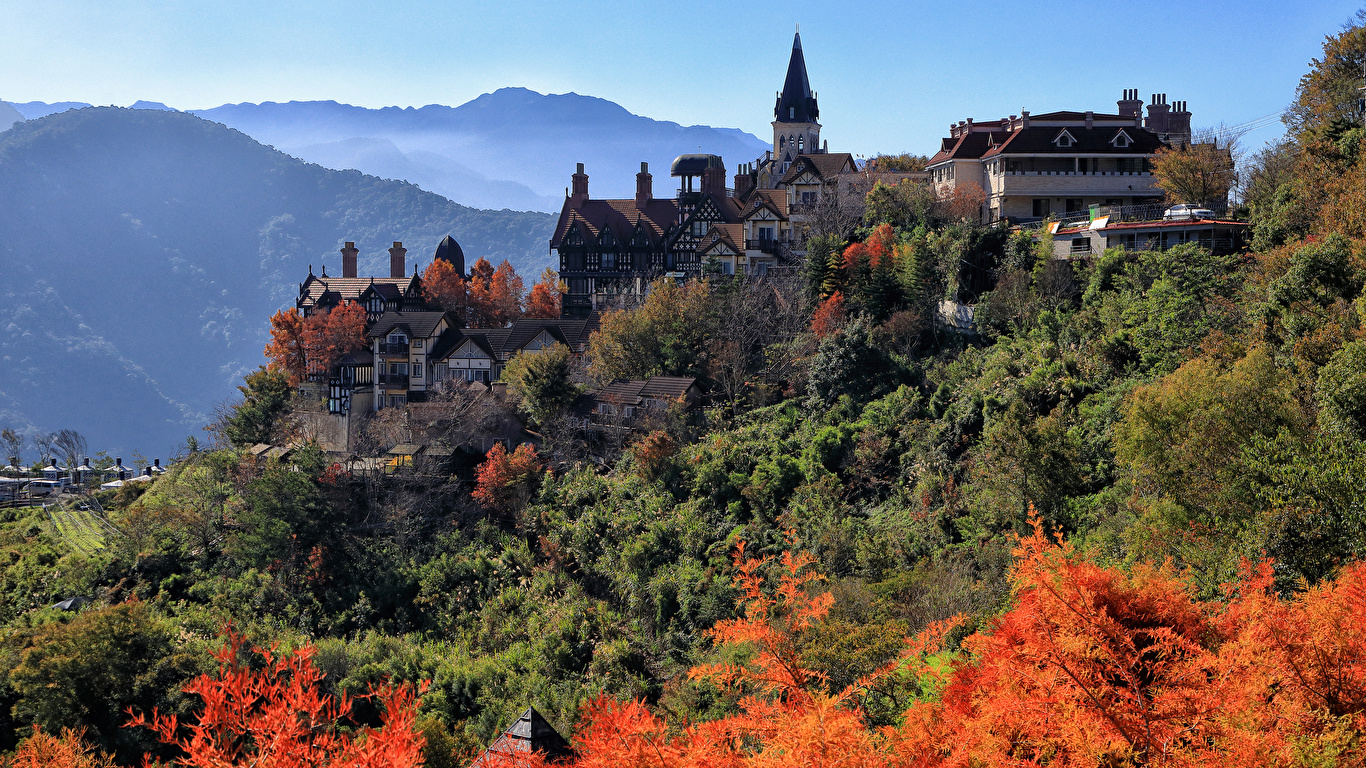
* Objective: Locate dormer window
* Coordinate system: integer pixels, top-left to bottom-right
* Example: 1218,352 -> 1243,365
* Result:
1110,129 -> 1133,148
1053,129 -> 1076,148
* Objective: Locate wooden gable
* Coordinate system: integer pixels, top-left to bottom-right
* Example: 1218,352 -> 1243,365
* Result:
450,339 -> 491,360
521,329 -> 559,352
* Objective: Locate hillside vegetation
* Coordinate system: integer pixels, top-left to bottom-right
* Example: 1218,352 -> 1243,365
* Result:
5,18 -> 1366,768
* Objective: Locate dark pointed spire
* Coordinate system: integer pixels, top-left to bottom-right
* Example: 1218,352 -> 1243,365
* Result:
774,30 -> 818,124
434,235 -> 465,276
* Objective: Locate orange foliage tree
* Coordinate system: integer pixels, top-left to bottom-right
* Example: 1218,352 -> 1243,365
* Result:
265,308 -> 308,385
9,727 -> 116,768
302,301 -> 368,380
472,442 -> 542,521
810,291 -> 846,339
525,268 -> 562,319
126,628 -> 425,768
421,257 -> 468,318
495,521 -> 1366,768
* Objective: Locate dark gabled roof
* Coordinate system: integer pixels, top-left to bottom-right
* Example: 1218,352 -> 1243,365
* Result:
298,274 -> 416,309
775,32 -> 818,124
741,188 -> 790,219
981,124 -> 1165,157
366,310 -> 452,339
639,377 -> 699,400
470,707 -> 572,767
927,132 -> 995,165
550,198 -> 679,249
428,314 -> 603,363
780,152 -> 856,184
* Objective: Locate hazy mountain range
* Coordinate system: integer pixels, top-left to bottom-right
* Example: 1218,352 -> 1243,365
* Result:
10,89 -> 770,212
0,90 -> 768,456
0,107 -> 554,457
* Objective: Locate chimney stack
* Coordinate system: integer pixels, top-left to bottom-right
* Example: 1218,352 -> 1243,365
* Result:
1169,100 -> 1192,147
635,162 -> 653,209
1145,94 -> 1171,136
389,241 -> 407,278
700,158 -> 727,197
1020,110 -> 1030,129
1085,110 -> 1094,129
341,241 -> 358,278
1117,88 -> 1143,119
571,163 -> 589,205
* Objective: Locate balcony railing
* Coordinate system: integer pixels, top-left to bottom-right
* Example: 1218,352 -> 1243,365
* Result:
378,343 -> 408,355
745,239 -> 792,254
377,374 -> 410,387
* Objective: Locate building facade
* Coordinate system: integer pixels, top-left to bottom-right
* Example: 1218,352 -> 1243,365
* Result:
927,91 -> 1196,223
551,31 -> 870,317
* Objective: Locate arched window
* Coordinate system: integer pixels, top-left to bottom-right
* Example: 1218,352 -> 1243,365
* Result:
779,135 -> 786,148
797,135 -> 804,152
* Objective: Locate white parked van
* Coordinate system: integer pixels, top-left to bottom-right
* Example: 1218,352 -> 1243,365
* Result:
24,480 -> 59,497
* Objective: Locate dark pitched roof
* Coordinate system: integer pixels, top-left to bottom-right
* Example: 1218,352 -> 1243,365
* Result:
775,32 -> 818,124
469,707 -> 572,767
366,310 -> 452,339
428,314 -> 603,362
780,152 -> 856,184
927,132 -> 995,165
981,124 -> 1165,157
298,275 -> 416,309
550,198 -> 679,249
639,377 -> 699,400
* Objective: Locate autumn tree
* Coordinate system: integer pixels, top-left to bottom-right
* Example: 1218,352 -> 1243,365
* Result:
467,258 -> 525,328
863,178 -> 934,231
127,628 -> 425,768
525,268 -> 562,319
422,257 -> 468,317
302,301 -> 367,379
810,291 -> 846,339
9,727 -> 116,768
1151,135 -> 1237,208
265,307 -> 308,385
933,180 -> 986,222
588,278 -> 712,381
472,442 -> 542,526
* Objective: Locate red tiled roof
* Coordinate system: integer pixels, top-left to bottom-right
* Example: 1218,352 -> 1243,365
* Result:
779,152 -> 856,185
298,275 -> 416,308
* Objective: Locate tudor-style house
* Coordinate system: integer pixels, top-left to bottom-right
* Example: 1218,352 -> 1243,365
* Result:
927,91 -> 1198,223
550,31 -> 875,317
428,316 -> 600,385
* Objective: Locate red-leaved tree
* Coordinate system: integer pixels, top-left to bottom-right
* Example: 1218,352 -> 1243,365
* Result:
265,308 -> 308,385
422,257 -> 468,318
302,301 -> 368,380
472,442 -> 542,522
126,628 -> 426,768
525,268 -> 562,319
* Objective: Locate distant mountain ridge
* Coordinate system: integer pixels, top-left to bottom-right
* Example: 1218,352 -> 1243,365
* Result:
192,88 -> 770,211
6,89 -> 770,212
0,107 -> 555,456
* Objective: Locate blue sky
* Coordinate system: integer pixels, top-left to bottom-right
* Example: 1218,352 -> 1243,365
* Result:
2,0 -> 1359,157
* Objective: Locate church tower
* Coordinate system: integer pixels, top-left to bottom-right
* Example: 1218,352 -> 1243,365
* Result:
771,30 -> 821,178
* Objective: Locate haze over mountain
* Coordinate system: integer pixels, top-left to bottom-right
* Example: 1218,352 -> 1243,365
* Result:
10,89 -> 770,212
191,88 -> 770,212
0,107 -> 554,458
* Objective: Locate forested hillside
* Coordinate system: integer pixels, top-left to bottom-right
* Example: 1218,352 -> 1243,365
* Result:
4,18 -> 1366,768
0,107 -> 554,456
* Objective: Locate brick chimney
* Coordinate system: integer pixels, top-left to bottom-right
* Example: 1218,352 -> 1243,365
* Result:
700,158 -> 727,197
389,241 -> 407,278
1117,88 -> 1143,120
734,166 -> 755,197
1145,94 -> 1170,136
1085,110 -> 1094,129
1168,100 -> 1192,147
635,162 -> 652,209
571,163 -> 589,206
340,241 -> 358,278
